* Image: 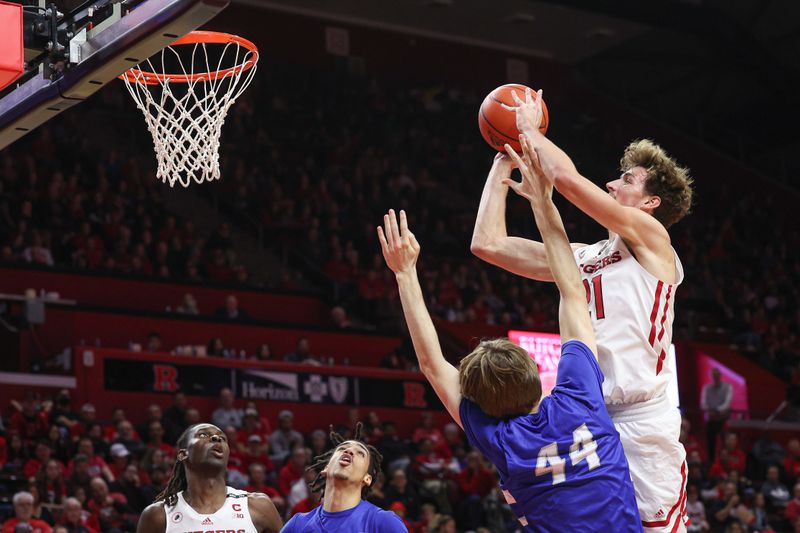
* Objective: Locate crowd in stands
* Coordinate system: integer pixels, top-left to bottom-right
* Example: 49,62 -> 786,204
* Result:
2,61 -> 797,382
2,388 -> 800,532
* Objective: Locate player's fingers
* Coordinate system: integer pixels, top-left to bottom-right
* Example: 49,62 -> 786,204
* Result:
511,90 -> 523,106
388,209 -> 401,243
383,214 -> 395,249
399,209 -> 410,238
525,87 -> 533,104
500,103 -> 519,112
504,144 -> 525,168
377,226 -> 389,253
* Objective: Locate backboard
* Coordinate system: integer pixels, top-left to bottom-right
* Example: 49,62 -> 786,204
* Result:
0,0 -> 229,150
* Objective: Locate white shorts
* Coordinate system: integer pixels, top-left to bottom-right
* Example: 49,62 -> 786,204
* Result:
609,395 -> 688,533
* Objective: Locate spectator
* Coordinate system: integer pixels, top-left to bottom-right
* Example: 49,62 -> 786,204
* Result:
710,481 -> 741,530
206,337 -> 226,358
701,368 -> 733,461
786,439 -> 800,480
252,343 -> 273,362
57,497 -> 98,533
24,442 -> 59,479
10,394 -> 49,444
34,459 -> 67,505
1,492 -> 52,533
378,422 -> 412,473
385,469 -> 421,521
137,404 -> 176,445
87,478 -> 132,532
48,390 -> 78,432
175,293 -> 199,315
145,332 -> 162,353
22,231 -> 54,266
237,409 -> 271,453
68,439 -> 113,482
4,432 -> 28,471
751,492 -> 772,532
787,483 -> 800,525
69,404 -> 97,441
762,465 -> 791,512
45,425 -> 69,464
686,484 -> 710,532
283,337 -> 321,366
268,410 -> 303,465
112,464 -> 148,514
245,463 -> 283,510
211,388 -> 242,429
709,433 -> 747,477
145,421 -> 175,456
412,412 -> 445,448
65,454 -> 92,496
278,446 -> 308,497
215,294 -> 250,321
330,306 -> 353,329
108,444 -> 130,480
111,421 -> 144,458
163,392 -> 189,437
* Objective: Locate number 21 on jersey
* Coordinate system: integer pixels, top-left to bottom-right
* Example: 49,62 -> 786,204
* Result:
583,275 -> 605,319
535,423 -> 600,485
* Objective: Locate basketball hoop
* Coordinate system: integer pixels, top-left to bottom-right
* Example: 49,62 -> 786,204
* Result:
119,31 -> 259,188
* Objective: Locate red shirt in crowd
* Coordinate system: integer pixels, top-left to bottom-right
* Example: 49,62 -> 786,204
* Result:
10,411 -> 49,443
785,455 -> 800,479
278,462 -> 305,497
709,447 -> 746,477
245,484 -> 281,499
457,467 -> 495,498
1,519 -> 52,533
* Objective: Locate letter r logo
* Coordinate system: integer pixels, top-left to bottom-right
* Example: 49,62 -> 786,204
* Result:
153,364 -> 178,392
403,382 -> 427,408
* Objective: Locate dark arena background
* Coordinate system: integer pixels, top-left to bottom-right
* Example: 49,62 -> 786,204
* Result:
0,0 -> 799,531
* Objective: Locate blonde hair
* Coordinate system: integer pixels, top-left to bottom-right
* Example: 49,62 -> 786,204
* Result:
620,139 -> 693,228
459,338 -> 541,418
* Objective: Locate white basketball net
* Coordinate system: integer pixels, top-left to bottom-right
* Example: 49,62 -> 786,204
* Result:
121,38 -> 258,187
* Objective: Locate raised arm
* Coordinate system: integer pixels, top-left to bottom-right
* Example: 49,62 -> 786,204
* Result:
504,137 -> 596,355
471,153 -> 584,282
510,89 -> 670,252
379,209 -> 462,428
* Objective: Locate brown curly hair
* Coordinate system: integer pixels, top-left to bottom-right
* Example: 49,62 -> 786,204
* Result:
620,139 -> 693,228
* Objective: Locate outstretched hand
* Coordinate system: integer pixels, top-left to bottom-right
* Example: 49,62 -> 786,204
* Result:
378,209 -> 420,275
501,87 -> 545,136
502,135 -> 552,204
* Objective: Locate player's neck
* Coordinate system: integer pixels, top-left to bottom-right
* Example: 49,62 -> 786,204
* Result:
183,474 -> 228,514
322,480 -> 362,513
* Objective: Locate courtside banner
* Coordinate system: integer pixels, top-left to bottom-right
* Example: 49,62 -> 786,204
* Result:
104,358 -> 441,410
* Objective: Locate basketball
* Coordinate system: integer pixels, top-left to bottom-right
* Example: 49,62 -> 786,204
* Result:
478,83 -> 549,152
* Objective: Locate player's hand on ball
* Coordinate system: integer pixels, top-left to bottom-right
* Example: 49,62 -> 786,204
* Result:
378,209 -> 420,275
493,151 -> 517,170
502,135 -> 552,203
505,87 -> 545,136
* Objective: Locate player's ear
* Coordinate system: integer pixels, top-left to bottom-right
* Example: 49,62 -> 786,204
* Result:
177,449 -> 188,462
362,473 -> 372,487
642,194 -> 661,211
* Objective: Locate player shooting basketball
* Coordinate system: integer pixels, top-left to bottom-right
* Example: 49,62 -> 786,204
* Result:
472,88 -> 693,532
380,197 -> 642,531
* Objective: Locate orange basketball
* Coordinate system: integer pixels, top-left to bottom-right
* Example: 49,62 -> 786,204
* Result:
478,83 -> 549,152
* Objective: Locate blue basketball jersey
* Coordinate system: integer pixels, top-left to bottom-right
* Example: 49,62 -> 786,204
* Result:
460,340 -> 642,533
281,500 -> 407,533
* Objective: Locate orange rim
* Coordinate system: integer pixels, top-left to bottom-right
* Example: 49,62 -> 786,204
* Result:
118,30 -> 259,85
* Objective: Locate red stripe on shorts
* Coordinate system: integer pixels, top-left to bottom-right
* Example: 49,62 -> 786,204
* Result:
648,281 -> 664,346
642,462 -> 687,529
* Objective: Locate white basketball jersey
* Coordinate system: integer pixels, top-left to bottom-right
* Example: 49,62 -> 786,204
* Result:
574,235 -> 683,406
165,488 -> 258,533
